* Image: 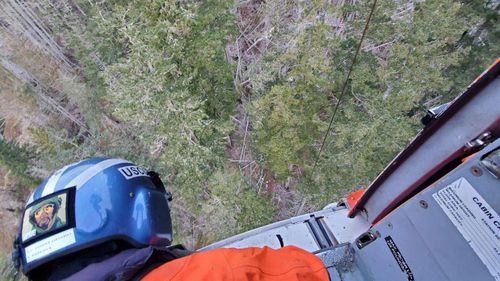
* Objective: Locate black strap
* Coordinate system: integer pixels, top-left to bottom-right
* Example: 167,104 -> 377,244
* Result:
147,171 -> 172,201
11,233 -> 21,278
131,245 -> 192,281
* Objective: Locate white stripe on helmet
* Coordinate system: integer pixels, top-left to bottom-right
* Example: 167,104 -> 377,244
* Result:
40,161 -> 81,198
63,159 -> 132,190
27,192 -> 35,205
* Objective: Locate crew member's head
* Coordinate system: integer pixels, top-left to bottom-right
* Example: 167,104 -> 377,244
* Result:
13,158 -> 173,281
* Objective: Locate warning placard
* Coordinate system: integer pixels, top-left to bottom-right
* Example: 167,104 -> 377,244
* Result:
433,178 -> 500,281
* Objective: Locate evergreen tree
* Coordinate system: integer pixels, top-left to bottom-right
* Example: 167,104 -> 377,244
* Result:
0,139 -> 40,187
304,0 -> 484,204
248,0 -> 483,204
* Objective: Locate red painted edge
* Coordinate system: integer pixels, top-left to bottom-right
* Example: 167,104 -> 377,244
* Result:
346,189 -> 366,210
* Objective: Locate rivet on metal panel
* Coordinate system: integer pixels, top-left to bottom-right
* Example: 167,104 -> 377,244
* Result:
470,166 -> 483,176
419,200 -> 428,209
375,230 -> 381,238
388,222 -> 393,230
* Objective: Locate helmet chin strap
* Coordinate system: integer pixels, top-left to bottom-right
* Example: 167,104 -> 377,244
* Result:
11,233 -> 21,275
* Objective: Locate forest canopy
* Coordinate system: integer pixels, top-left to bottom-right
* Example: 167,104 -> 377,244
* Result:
0,0 -> 498,255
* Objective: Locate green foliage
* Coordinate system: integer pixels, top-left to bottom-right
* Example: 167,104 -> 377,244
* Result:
248,0 -> 481,204
41,0 -> 266,246
185,169 -> 275,245
3,0 -> 497,252
444,0 -> 500,97
304,0 -> 479,203
252,83 -> 328,178
85,0 -> 239,213
209,170 -> 275,230
250,8 -> 345,179
28,128 -> 57,155
0,139 -> 40,188
35,0 -> 241,189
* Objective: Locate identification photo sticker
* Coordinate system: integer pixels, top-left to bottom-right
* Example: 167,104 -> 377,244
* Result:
22,192 -> 69,242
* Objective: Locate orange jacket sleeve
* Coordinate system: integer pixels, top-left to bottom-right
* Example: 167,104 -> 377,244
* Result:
142,246 -> 329,281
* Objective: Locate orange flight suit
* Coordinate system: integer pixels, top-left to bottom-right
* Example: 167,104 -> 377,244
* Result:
142,246 -> 329,281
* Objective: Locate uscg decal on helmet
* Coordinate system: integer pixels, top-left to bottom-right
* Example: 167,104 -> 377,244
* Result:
118,165 -> 149,180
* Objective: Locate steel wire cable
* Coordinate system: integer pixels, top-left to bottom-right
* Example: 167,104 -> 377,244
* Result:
313,0 -> 379,171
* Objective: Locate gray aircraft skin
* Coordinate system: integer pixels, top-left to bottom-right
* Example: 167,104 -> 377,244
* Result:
203,60 -> 500,281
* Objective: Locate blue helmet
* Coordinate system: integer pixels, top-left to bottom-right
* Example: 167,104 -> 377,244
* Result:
14,157 -> 173,277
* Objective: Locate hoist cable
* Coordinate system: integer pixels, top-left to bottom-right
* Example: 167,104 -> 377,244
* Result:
313,0 -> 378,170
